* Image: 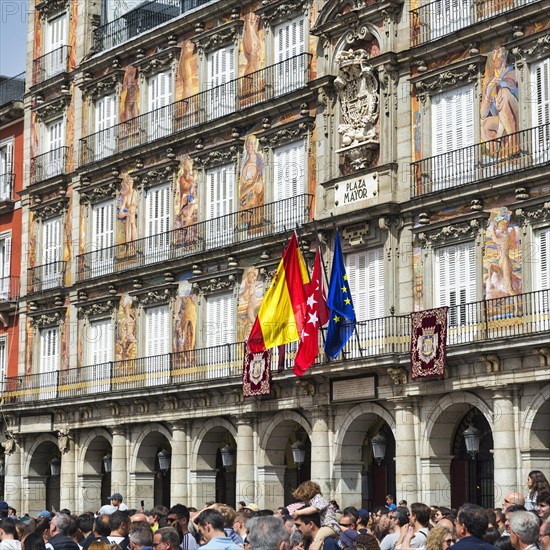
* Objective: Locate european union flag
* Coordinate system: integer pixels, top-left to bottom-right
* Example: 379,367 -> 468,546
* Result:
324,229 -> 356,358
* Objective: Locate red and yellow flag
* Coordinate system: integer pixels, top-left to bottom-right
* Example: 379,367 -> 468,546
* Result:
247,233 -> 310,353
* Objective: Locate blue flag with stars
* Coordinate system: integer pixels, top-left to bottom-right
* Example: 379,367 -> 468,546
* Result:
324,229 -> 356,358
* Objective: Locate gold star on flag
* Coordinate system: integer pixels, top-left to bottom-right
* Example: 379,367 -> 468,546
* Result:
333,315 -> 340,323
344,298 -> 351,305
341,286 -> 347,293
343,275 -> 347,281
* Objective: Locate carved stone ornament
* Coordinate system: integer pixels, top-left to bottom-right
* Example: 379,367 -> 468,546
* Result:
33,94 -> 71,121
515,201 -> 550,224
334,49 -> 379,170
134,287 -> 176,306
387,367 -> 408,385
133,164 -> 178,188
135,46 -> 180,78
36,0 -> 69,19
193,145 -> 240,169
80,69 -> 124,99
416,218 -> 482,246
80,180 -> 118,204
193,20 -> 244,54
1,435 -> 16,455
512,34 -> 550,63
30,309 -> 65,328
33,198 -> 69,220
192,272 -> 241,294
257,0 -> 306,26
57,428 -> 71,454
77,300 -> 117,319
258,120 -> 314,149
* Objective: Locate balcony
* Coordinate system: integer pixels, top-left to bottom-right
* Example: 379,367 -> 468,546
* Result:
3,288 -> 549,403
77,194 -> 313,282
410,0 -> 537,45
32,46 -> 71,86
28,261 -> 66,293
80,53 -> 313,166
0,72 -> 25,107
410,123 -> 550,197
0,173 -> 13,201
0,276 -> 20,303
94,0 -> 211,52
30,146 -> 70,186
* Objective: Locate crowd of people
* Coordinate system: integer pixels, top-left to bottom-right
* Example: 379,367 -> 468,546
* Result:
0,471 -> 549,550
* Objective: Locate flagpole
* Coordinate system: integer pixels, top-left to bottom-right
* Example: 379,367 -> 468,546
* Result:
312,218 -> 330,352
329,214 -> 363,358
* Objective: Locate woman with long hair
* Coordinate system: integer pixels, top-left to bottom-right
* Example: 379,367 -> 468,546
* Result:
526,470 -> 550,511
426,526 -> 453,550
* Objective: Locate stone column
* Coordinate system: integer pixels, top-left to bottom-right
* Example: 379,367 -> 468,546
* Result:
3,436 -> 22,512
170,421 -> 189,505
111,426 -> 128,499
257,465 -> 285,510
235,417 -> 255,505
310,408 -> 331,496
59,430 -> 77,512
420,456 -> 453,506
333,462 -> 363,507
190,470 -> 217,506
492,388 -> 518,505
393,399 -> 420,503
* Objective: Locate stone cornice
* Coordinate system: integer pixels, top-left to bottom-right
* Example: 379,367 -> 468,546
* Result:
190,268 -> 243,294
31,197 -> 69,220
134,46 -> 181,78
79,69 -> 125,100
131,158 -> 180,189
191,139 -> 242,169
36,0 -> 69,19
76,298 -> 119,319
32,91 -> 71,121
514,200 -> 550,225
256,0 -> 307,27
29,307 -> 66,328
414,212 -> 489,246
130,283 -> 178,306
79,178 -> 119,204
510,31 -> 550,63
193,19 -> 244,54
257,117 -> 314,149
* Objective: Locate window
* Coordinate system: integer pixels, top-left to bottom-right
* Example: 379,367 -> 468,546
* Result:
274,16 -> 305,94
431,85 -> 475,188
206,164 -> 235,248
44,118 -> 65,179
145,183 -> 171,262
273,140 -> 305,230
0,234 -> 11,300
41,216 -> 63,289
95,94 -> 117,160
45,14 -> 67,78
86,318 -> 113,393
91,201 -> 115,276
0,336 -> 6,392
0,140 -> 14,200
145,305 -> 170,385
531,58 -> 550,163
435,242 -> 477,341
39,326 -> 59,399
429,0 -> 472,41
535,226 -> 550,291
148,71 -> 173,139
205,292 -> 235,377
207,47 -> 236,119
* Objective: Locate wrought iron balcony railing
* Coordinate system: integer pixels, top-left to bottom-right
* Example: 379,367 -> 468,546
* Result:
32,46 -> 71,86
77,194 -> 313,281
80,53 -> 312,165
93,0 -> 208,52
0,276 -> 20,302
28,261 -> 66,293
0,72 -> 25,106
0,173 -> 14,201
410,123 -> 550,197
410,0 -> 537,45
30,146 -> 69,185
2,288 -> 550,403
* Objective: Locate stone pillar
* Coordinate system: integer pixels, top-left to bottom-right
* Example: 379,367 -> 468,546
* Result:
333,462 -> 362,507
190,470 -> 217,506
235,417 -> 255,505
3,436 -> 22,512
257,465 -> 285,510
310,408 -> 331,496
420,456 -> 453,506
492,389 -> 518,505
170,421 -> 189,505
59,430 -> 77,512
111,426 -> 127,499
394,399 -> 420,503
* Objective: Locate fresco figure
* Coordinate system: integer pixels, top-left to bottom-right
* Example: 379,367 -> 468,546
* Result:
239,136 -> 265,233
241,13 -> 263,102
118,174 -> 138,243
120,65 -> 139,122
116,294 -> 137,362
173,292 -> 197,369
481,47 -> 519,154
237,267 -> 262,342
176,40 -> 196,101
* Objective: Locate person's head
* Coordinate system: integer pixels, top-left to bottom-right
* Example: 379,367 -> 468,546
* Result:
22,532 -> 47,550
292,481 -> 321,503
539,518 -> 550,550
293,513 -> 321,541
94,515 -> 111,537
51,513 -> 71,537
354,533 -> 380,550
130,514 -> 148,525
6,508 -> 16,518
399,501 -> 408,507
410,503 -> 432,528
339,529 -> 358,549
233,510 -> 252,536
129,524 -> 153,550
77,512 -> 95,536
339,514 -> 357,532
508,511 -> 540,549
356,508 -> 369,527
0,518 -> 16,540
536,492 -> 550,520
426,526 -> 453,550
274,508 -> 289,518
193,509 -> 225,542
167,504 -> 190,532
210,504 -> 236,529
437,518 -> 455,534
528,471 -> 550,494
281,516 -> 294,536
503,493 -> 525,512
433,508 -> 452,524
109,511 -> 130,536
153,527 -> 180,550
385,495 -> 395,506
148,505 -> 168,527
456,504 -> 488,539
391,507 -> 410,529
247,516 -> 290,550
109,494 -> 125,508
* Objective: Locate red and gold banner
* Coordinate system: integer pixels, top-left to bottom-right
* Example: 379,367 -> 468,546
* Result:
410,307 -> 448,380
242,348 -> 272,398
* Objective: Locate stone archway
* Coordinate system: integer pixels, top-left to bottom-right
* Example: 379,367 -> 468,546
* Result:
25,438 -> 60,515
521,385 -> 550,475
79,430 -> 112,512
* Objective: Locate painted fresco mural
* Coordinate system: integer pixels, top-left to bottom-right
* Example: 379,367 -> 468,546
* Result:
176,40 -> 198,101
64,194 -> 72,286
61,305 -> 70,371
117,173 -> 138,245
120,65 -> 140,122
175,155 -> 198,231
69,0 -> 77,70
115,294 -> 137,361
173,277 -> 197,353
66,84 -> 76,172
240,12 -> 264,77
239,135 -> 265,229
237,267 -> 263,342
25,317 -> 33,374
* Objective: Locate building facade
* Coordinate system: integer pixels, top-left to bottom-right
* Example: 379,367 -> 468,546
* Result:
0,0 -> 548,515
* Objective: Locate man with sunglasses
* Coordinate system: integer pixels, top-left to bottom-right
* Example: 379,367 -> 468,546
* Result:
166,505 -> 198,550
193,510 -> 241,550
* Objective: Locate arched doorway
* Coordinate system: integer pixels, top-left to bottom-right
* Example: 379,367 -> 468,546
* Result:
283,426 -> 311,504
28,441 -> 61,513
451,407 -> 494,508
81,435 -> 112,511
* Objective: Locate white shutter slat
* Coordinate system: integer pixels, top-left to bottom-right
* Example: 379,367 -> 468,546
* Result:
145,184 -> 172,261
145,305 -> 170,384
206,165 -> 234,247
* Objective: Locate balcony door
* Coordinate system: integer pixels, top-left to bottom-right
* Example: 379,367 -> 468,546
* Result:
46,14 -> 67,78
145,305 -> 170,385
0,141 -> 13,200
0,336 -> 6,393
39,327 -> 59,399
148,72 -> 173,140
274,17 -> 305,95
145,183 -> 171,263
532,227 -> 550,330
206,165 -> 235,248
429,0 -> 472,41
92,201 -> 115,277
95,94 -> 117,161
45,118 -> 65,179
0,235 -> 11,300
531,58 -> 550,164
205,293 -> 235,378
87,318 -> 113,394
207,47 -> 236,120
42,217 -> 62,290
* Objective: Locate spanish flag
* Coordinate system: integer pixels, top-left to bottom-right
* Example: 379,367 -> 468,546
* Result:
248,233 -> 310,353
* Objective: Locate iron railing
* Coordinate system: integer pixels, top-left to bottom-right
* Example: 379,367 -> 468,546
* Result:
410,0 -> 537,45
30,146 -> 69,185
411,123 -> 550,196
0,276 -> 20,302
0,173 -> 13,201
94,0 -> 210,52
2,288 -> 550,403
27,261 -> 66,293
77,194 -> 313,281
80,53 -> 312,165
0,72 -> 25,106
32,46 -> 71,86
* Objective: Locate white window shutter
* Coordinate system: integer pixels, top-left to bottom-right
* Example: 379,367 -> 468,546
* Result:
346,251 -> 368,321
43,217 -> 62,264
0,236 -> 11,280
276,17 -> 305,61
92,201 -> 115,249
532,58 -> 550,127
537,227 -> 550,290
274,140 -> 305,200
206,293 -> 235,346
146,305 -> 170,356
40,327 -> 59,373
367,247 -> 385,319
89,319 -> 113,365
96,95 -> 117,131
146,184 -> 171,237
435,242 -> 476,307
0,338 -> 6,391
47,15 -> 67,53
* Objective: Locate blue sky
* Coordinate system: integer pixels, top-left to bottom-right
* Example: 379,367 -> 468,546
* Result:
0,1 -> 29,76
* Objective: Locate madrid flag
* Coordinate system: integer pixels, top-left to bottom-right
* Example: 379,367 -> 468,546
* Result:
247,233 -> 310,353
294,249 -> 329,376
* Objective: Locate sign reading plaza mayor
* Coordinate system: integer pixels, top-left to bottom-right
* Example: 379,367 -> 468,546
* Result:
334,172 -> 378,207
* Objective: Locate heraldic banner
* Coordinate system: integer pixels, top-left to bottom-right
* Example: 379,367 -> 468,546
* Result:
242,347 -> 272,397
410,307 -> 448,380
